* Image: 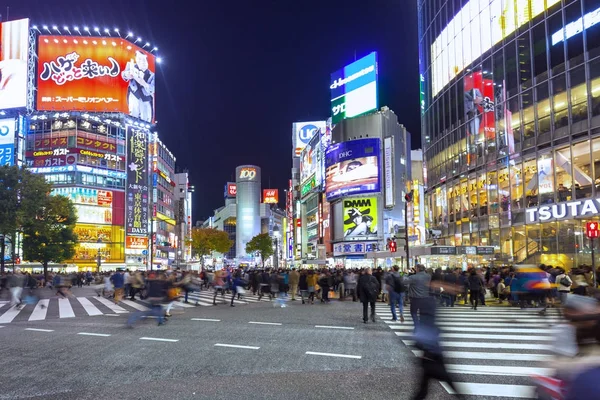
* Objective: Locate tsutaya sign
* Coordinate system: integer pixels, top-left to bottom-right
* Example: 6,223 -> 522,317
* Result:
526,198 -> 600,223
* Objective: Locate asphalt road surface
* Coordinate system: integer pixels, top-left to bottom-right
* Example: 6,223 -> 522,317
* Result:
0,297 -> 457,400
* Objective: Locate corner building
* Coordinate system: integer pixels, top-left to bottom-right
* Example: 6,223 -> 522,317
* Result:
419,0 -> 600,269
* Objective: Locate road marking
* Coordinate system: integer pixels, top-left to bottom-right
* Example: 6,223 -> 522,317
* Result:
78,332 -> 111,337
95,297 -> 129,313
120,300 -> 150,311
171,301 -> 195,308
441,382 -> 536,398
395,332 -> 553,341
445,364 -> 555,377
315,325 -> 354,330
25,328 -> 54,332
29,299 -> 49,321
58,298 -> 75,318
77,297 -> 103,316
214,343 -> 260,350
248,321 -> 282,326
104,314 -> 120,317
389,325 -> 550,334
384,320 -> 552,328
191,318 -> 221,322
140,337 -> 179,343
402,340 -> 553,351
305,351 -> 362,359
0,305 -> 24,323
412,350 -> 552,361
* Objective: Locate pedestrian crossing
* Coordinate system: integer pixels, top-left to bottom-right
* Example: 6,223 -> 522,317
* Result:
375,303 -> 563,399
0,291 -> 270,323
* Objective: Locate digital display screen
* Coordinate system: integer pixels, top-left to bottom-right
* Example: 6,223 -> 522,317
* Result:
0,19 -> 29,110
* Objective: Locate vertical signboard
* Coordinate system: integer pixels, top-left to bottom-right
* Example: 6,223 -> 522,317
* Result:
0,118 -> 15,166
125,126 -> 149,236
292,121 -> 326,158
383,136 -> 394,208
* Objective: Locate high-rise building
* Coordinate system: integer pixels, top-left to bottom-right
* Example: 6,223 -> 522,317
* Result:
174,172 -> 194,266
235,165 -> 262,259
418,0 -> 600,268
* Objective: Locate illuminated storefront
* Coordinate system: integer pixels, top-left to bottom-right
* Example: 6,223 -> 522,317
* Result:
419,0 -> 600,269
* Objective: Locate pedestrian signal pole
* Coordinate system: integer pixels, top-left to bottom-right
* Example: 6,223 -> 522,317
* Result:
586,221 -> 599,288
405,190 -> 413,272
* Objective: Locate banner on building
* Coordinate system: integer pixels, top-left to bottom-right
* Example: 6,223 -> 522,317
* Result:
125,126 -> 149,236
342,197 -> 378,240
0,118 -> 15,166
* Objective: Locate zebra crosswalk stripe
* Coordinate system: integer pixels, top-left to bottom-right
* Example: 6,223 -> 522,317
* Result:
376,304 -> 559,399
29,299 -> 49,321
58,298 -> 75,318
77,297 -> 103,316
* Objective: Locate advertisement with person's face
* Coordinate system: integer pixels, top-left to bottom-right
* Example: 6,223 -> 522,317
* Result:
37,36 -> 156,122
0,19 -> 29,110
464,71 -> 495,140
325,138 -> 380,201
342,197 -> 378,240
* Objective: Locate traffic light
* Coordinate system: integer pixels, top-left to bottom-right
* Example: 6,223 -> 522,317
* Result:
389,239 -> 397,253
405,190 -> 414,203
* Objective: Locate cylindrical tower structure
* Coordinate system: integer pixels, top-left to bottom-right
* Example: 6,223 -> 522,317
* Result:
235,165 -> 261,258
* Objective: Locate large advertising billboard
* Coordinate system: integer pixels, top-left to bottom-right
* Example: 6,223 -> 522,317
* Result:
325,138 -> 380,201
263,189 -> 279,204
330,52 -> 378,124
37,36 -> 156,123
464,71 -> 495,140
431,0 -> 560,97
342,197 -> 378,241
0,19 -> 29,110
125,126 -> 149,236
0,118 -> 15,166
292,121 -> 326,157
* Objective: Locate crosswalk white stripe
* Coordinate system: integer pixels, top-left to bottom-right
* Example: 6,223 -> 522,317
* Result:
389,325 -> 551,334
445,382 -> 536,398
77,297 -> 103,316
377,314 -> 562,323
412,349 -> 552,361
94,297 -> 129,313
446,364 -> 555,376
396,332 -> 553,341
402,340 -> 553,351
58,298 -> 75,318
0,305 -> 23,323
375,311 -> 560,319
120,300 -> 150,311
29,299 -> 49,321
189,293 -> 250,304
384,320 -> 551,328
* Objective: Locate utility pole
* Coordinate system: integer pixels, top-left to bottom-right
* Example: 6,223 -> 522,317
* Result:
404,190 -> 413,271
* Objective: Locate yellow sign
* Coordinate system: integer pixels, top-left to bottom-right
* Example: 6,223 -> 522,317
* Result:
342,197 -> 378,239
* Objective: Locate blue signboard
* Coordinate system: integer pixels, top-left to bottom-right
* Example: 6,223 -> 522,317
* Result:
330,52 -> 378,124
324,138 -> 380,200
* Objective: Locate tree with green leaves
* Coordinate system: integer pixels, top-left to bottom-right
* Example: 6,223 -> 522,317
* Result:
22,194 -> 78,280
0,166 -> 50,273
190,227 -> 233,266
245,233 -> 274,268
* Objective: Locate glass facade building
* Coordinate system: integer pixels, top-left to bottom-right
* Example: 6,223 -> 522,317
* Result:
419,0 -> 600,269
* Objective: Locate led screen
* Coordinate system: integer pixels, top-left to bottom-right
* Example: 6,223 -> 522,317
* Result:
37,36 -> 156,123
330,52 -> 378,124
0,19 -> 29,110
430,0 -> 560,97
325,138 -> 380,201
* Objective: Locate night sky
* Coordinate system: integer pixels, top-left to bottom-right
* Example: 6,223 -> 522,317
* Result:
7,0 -> 420,222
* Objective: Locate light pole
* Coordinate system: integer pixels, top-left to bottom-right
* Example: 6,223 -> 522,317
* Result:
273,226 -> 280,269
404,190 -> 413,271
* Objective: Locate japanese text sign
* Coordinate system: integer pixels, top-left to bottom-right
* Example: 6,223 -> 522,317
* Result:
37,36 -> 156,123
586,221 -> 599,239
126,127 -> 149,236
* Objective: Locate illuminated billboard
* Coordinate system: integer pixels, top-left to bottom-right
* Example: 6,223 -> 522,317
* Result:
300,140 -> 317,184
0,118 -> 15,166
292,121 -> 326,157
225,182 -> 237,198
263,189 -> 279,204
126,126 -> 149,236
330,52 -> 378,124
342,197 -> 378,241
0,19 -> 29,110
325,138 -> 380,201
431,0 -> 560,97
37,36 -> 156,123
464,71 -> 495,140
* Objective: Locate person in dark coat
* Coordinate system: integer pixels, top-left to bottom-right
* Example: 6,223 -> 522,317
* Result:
357,268 -> 380,323
468,269 -> 484,310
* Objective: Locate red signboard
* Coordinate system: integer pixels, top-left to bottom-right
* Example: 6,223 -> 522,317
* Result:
227,183 -> 237,197
586,222 -> 599,239
97,190 -> 113,207
263,189 -> 279,204
463,71 -> 495,140
37,36 -> 156,123
126,236 -> 148,250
